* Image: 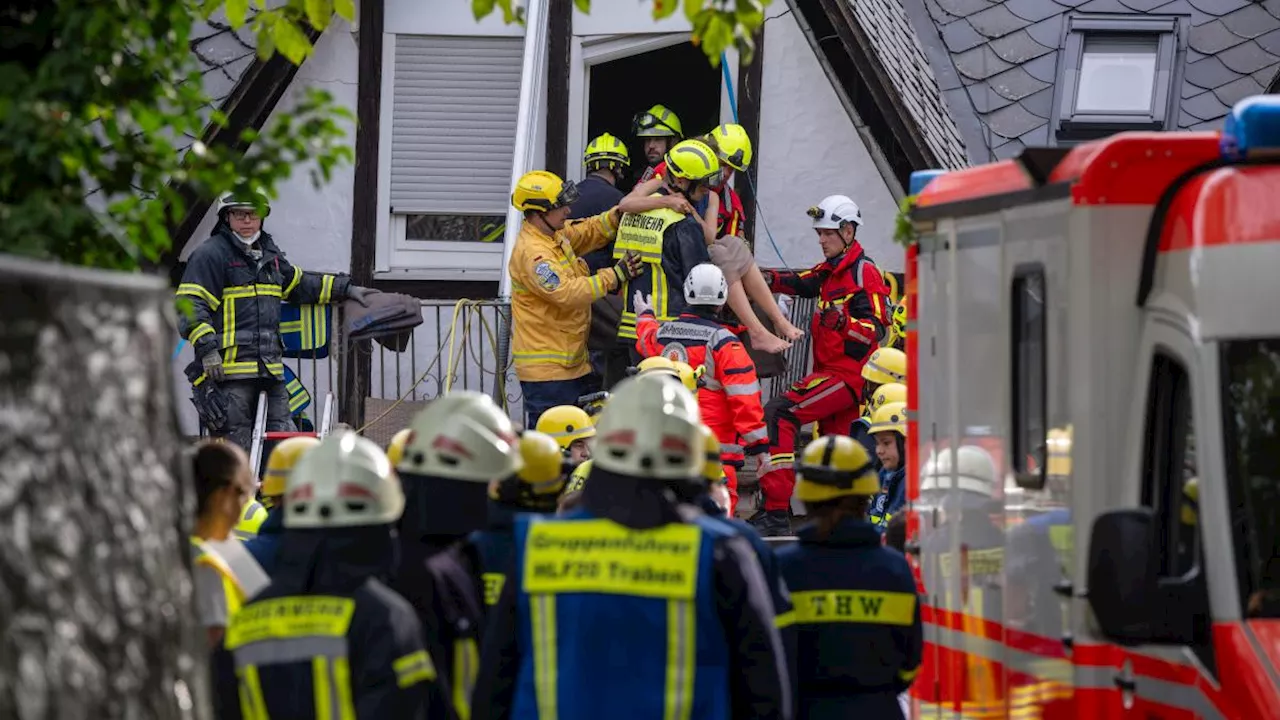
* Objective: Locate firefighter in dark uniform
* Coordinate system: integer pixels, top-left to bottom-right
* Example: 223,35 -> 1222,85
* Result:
215,431 -> 450,719
472,374 -> 792,720
775,434 -> 922,720
392,390 -> 523,720
470,430 -> 567,616
613,139 -> 720,367
177,191 -> 373,449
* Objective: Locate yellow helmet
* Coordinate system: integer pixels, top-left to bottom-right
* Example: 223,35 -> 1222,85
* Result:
892,302 -> 907,336
1180,476 -> 1198,526
512,170 -> 580,212
535,405 -> 596,450
664,140 -> 721,183
261,435 -> 321,498
868,383 -> 907,417
862,347 -> 907,385
883,270 -> 902,304
636,356 -> 700,393
233,500 -> 269,539
868,401 -> 908,436
1046,425 -> 1072,480
699,425 -> 723,487
386,428 -> 413,468
584,133 -> 630,172
565,458 -> 592,494
707,123 -> 752,171
515,430 -> 567,498
795,435 -> 879,503
633,104 -> 683,138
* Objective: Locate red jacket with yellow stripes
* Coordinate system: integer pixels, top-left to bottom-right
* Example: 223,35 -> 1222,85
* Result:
766,243 -> 892,390
634,311 -> 769,456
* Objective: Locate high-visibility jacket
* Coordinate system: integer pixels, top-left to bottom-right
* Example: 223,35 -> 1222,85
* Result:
469,501 -> 524,613
634,310 -> 769,458
872,467 -> 907,530
766,243 -> 892,389
776,518 -> 922,720
233,499 -> 268,540
614,192 -> 711,341
506,510 -> 739,719
509,211 -> 621,382
177,227 -> 350,383
189,537 -> 246,616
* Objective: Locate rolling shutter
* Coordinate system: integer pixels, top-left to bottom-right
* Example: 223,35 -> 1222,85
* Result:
390,36 -> 523,215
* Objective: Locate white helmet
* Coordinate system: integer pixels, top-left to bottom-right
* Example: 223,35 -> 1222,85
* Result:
593,375 -> 704,480
684,262 -> 728,307
398,391 -> 521,481
919,445 -> 996,497
808,194 -> 861,229
216,191 -> 270,217
284,431 -> 405,529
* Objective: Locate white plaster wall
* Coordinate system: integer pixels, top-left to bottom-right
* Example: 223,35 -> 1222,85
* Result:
754,7 -> 903,272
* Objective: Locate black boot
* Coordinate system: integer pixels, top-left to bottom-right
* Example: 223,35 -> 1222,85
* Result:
749,509 -> 792,537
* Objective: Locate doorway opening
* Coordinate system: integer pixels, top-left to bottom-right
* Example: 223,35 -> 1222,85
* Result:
587,41 -> 721,193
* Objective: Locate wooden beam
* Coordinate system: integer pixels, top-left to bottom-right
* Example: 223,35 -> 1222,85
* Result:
342,0 -> 386,427
736,26 -> 766,252
544,0 -> 573,178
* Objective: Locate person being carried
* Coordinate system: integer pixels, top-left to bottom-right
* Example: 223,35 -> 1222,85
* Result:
628,123 -> 804,355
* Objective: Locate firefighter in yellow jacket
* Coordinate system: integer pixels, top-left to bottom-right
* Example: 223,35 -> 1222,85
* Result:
508,169 -> 689,429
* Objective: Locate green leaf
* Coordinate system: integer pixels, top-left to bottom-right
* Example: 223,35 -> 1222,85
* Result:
574,0 -> 591,12
653,0 -> 678,20
272,18 -> 313,64
495,0 -> 516,23
333,0 -> 355,20
226,0 -> 250,27
256,27 -> 277,60
684,0 -> 706,24
305,0 -> 333,29
473,0 -> 497,19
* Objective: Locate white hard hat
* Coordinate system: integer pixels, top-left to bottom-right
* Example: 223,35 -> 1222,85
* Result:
919,445 -> 996,497
593,375 -> 704,480
283,431 -> 404,529
683,262 -> 728,307
808,194 -> 861,229
398,390 -> 521,481
216,190 -> 270,217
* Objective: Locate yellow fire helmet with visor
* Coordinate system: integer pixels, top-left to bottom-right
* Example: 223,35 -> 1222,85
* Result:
795,434 -> 879,503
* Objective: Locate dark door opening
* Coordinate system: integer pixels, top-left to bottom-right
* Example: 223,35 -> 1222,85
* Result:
587,42 -> 721,193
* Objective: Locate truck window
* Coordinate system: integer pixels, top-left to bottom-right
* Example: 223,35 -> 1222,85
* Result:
1011,267 -> 1046,488
1140,354 -> 1199,579
1219,339 -> 1280,619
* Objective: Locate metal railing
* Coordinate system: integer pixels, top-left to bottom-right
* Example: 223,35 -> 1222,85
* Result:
764,296 -> 816,397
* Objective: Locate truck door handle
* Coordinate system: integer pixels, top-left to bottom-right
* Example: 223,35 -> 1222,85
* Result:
1113,674 -> 1136,692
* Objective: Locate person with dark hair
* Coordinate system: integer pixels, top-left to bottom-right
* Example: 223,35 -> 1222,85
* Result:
189,440 -> 268,648
775,435 -> 921,719
884,513 -> 908,554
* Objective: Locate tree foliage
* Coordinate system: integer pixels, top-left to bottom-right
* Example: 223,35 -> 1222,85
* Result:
474,0 -> 771,63
1,0 -> 356,271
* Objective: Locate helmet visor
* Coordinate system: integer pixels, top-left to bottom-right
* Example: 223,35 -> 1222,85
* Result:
633,111 -> 679,137
555,179 -> 580,209
721,147 -> 747,171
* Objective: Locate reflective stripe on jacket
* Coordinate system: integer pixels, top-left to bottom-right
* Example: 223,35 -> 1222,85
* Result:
177,228 -> 350,383
190,537 -> 246,616
509,211 -> 620,382
614,193 -> 711,341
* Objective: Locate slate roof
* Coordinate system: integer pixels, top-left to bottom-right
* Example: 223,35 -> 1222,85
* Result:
898,0 -> 1280,162
851,0 -> 972,168
184,11 -> 260,153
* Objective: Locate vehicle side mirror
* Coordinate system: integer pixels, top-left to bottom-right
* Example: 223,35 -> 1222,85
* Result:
1086,508 -> 1159,645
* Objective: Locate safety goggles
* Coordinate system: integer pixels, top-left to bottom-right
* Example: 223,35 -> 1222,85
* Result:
806,205 -> 854,224
632,111 -> 680,137
528,180 -> 580,211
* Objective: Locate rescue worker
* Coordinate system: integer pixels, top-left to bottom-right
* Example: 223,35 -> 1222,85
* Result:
572,133 -> 631,272
850,382 -> 906,463
634,262 -> 770,514
887,301 -> 907,351
177,191 -> 373,450
189,439 -> 269,649
472,375 -> 792,719
613,139 -> 720,369
755,194 -> 893,536
471,430 -> 566,615
388,427 -> 413,467
508,170 -> 684,428
775,435 -> 922,719
861,346 -> 907,400
394,391 -> 522,719
868,401 -> 908,530
634,355 -> 701,393
535,404 -> 595,465
629,123 -> 804,354
633,103 -> 684,182
243,434 -> 320,575
232,497 -> 268,539
215,431 -> 450,718
1006,426 -> 1073,640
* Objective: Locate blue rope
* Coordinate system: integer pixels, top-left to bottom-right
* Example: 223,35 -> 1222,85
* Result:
720,52 -> 791,270
173,339 -> 186,359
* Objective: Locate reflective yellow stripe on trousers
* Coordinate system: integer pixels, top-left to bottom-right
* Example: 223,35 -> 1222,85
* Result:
453,638 -> 480,720
532,594 -> 559,720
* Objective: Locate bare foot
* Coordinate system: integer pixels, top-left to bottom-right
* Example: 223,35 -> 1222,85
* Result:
749,327 -> 792,354
774,319 -> 805,342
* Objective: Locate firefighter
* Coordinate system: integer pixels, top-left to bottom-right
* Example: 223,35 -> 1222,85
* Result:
633,262 -> 770,514
387,427 -> 413,467
243,434 -> 320,575
215,431 -> 450,718
471,430 -> 566,615
394,390 -> 522,719
755,194 -> 893,536
887,301 -> 907,351
232,498 -> 268,539
534,404 -> 595,465
850,382 -> 907,464
634,355 -> 702,392
177,191 -> 373,450
775,434 -> 922,719
573,133 -> 631,272
868,401 -> 908,530
862,346 -> 907,400
613,139 -> 721,363
471,375 -> 792,720
633,103 -> 684,182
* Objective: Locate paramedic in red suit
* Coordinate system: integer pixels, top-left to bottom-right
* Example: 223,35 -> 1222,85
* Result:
752,195 -> 892,537
632,263 -> 770,515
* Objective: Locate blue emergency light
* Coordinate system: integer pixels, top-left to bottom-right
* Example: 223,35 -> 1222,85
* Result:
1220,94 -> 1280,161
909,169 -> 946,195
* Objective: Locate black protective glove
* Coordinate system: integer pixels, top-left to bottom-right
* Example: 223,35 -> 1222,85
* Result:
611,251 -> 645,284
201,351 -> 226,383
